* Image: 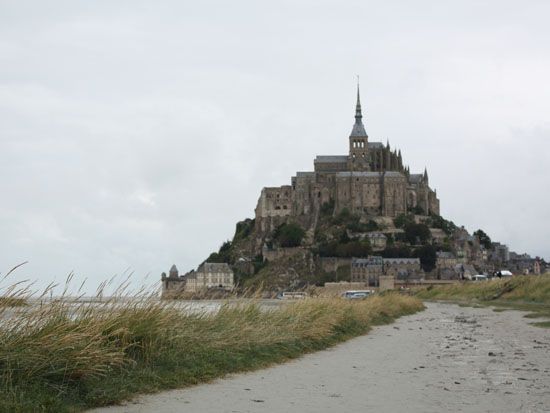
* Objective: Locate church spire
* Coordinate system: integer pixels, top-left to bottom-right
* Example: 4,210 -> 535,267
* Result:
355,79 -> 362,122
350,77 -> 367,137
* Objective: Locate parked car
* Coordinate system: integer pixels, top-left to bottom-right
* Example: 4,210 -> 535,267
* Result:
276,291 -> 308,300
342,290 -> 374,299
472,274 -> 488,282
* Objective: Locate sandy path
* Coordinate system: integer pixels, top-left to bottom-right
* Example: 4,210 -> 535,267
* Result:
92,302 -> 550,413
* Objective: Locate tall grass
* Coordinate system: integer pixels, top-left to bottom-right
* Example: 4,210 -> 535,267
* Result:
416,274 -> 550,303
0,278 -> 423,412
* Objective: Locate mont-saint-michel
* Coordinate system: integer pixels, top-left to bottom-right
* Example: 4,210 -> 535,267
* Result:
162,86 -> 546,297
3,3 -> 550,410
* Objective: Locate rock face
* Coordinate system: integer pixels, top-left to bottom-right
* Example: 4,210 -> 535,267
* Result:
253,85 -> 439,252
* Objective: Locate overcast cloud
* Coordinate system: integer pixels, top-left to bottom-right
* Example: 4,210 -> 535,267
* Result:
1,1 -> 549,293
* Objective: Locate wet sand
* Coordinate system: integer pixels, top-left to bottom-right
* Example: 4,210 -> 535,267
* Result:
92,302 -> 550,413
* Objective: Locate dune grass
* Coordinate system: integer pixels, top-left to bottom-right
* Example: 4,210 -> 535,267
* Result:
0,297 -> 27,307
0,284 -> 423,412
416,274 -> 550,326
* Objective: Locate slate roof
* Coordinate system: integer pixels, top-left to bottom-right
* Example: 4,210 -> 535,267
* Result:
409,174 -> 423,184
383,258 -> 420,265
352,256 -> 384,266
335,171 -> 405,178
197,262 -> 233,274
350,121 -> 367,137
314,155 -> 348,163
368,142 -> 384,149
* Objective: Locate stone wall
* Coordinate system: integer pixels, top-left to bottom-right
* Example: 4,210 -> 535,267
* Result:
318,281 -> 371,297
379,276 -> 395,291
317,257 -> 352,273
263,246 -> 306,262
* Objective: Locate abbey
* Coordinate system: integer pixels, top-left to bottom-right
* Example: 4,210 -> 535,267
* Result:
255,86 -> 440,233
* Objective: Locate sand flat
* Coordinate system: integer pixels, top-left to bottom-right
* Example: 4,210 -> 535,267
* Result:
91,302 -> 550,413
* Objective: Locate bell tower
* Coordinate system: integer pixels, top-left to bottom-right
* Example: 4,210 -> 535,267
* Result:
348,81 -> 369,171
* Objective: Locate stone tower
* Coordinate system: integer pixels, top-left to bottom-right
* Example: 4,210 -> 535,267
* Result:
348,84 -> 369,171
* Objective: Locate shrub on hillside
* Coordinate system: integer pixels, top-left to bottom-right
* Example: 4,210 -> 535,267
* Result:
413,244 -> 437,272
206,240 -> 233,263
403,222 -> 431,245
233,219 -> 255,242
428,214 -> 457,235
273,223 -> 305,248
394,213 -> 415,229
474,229 -> 492,249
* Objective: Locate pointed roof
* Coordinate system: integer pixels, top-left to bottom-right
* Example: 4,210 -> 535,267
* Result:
169,264 -> 179,277
350,81 -> 367,137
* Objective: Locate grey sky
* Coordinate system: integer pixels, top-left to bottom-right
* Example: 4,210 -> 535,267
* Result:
1,1 -> 549,293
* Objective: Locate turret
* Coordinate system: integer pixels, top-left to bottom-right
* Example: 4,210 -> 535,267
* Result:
397,149 -> 403,171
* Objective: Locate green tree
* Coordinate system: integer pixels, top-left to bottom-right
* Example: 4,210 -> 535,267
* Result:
429,214 -> 457,235
332,208 -> 356,225
381,245 -> 411,258
273,223 -> 305,247
206,240 -> 232,263
365,220 -> 380,232
317,239 -> 371,258
413,244 -> 437,272
410,205 -> 425,215
474,229 -> 492,249
335,240 -> 371,258
394,213 -> 414,229
233,219 -> 255,242
403,222 -> 431,245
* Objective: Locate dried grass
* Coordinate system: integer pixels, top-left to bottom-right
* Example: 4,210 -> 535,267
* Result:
0,270 -> 423,411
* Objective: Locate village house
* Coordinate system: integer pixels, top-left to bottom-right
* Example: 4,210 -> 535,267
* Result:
436,251 -> 458,270
351,256 -> 421,286
185,262 -> 235,292
161,262 -> 234,297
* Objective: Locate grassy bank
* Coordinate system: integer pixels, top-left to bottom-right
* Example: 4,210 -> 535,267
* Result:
416,275 -> 550,327
0,293 -> 423,412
